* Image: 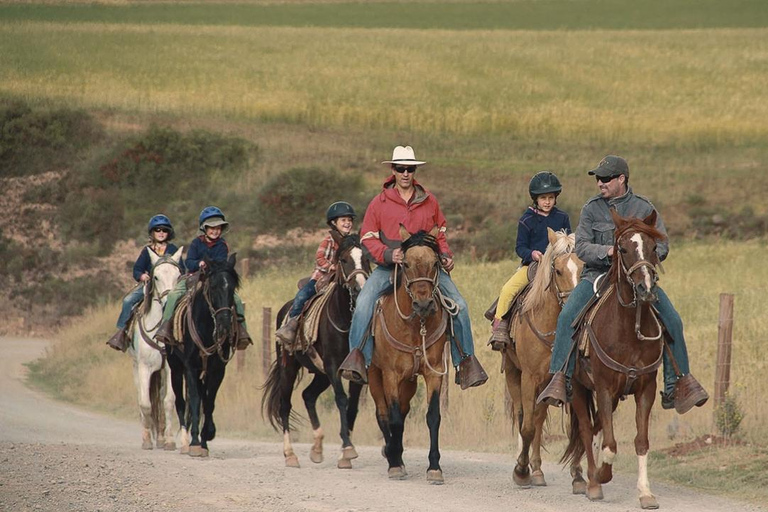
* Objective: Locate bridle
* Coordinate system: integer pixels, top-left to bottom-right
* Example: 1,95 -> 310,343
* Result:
138,257 -> 183,352
328,242 -> 370,332
614,233 -> 663,342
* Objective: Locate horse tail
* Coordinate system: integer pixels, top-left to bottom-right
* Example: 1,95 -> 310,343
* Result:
560,387 -> 596,466
260,355 -> 284,431
149,369 -> 163,436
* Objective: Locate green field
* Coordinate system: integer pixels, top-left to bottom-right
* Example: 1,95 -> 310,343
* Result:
7,0 -> 768,503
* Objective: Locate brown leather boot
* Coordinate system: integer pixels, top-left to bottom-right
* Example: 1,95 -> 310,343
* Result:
339,348 -> 368,384
489,318 -> 511,351
154,320 -> 176,345
537,372 -> 568,407
235,322 -> 253,350
275,316 -> 300,350
106,329 -> 130,352
457,355 -> 489,390
673,374 -> 709,414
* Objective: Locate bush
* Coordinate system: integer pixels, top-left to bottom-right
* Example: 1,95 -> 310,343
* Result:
11,271 -> 121,317
254,167 -> 368,233
715,393 -> 745,438
0,99 -> 102,177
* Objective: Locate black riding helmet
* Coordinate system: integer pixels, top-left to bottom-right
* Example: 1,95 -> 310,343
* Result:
326,201 -> 356,227
529,171 -> 563,201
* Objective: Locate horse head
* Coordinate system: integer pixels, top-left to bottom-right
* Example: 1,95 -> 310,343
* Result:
201,253 -> 240,344
399,225 -> 441,319
331,231 -> 371,303
147,246 -> 184,311
548,228 -> 583,306
610,210 -> 666,304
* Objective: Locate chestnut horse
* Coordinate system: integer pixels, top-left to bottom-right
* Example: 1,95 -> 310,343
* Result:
503,228 -> 584,489
368,226 -> 449,483
562,210 -> 667,509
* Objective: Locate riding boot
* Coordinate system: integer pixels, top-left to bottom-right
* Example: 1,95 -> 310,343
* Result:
154,320 -> 176,345
235,321 -> 253,350
537,371 -> 569,407
106,329 -> 130,352
275,316 -> 300,351
488,318 -> 511,351
672,374 -> 709,414
339,348 -> 368,385
457,355 -> 489,390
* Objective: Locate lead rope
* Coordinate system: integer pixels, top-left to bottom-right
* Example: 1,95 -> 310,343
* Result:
420,318 -> 449,376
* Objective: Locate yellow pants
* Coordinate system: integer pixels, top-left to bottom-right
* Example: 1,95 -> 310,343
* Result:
494,265 -> 529,320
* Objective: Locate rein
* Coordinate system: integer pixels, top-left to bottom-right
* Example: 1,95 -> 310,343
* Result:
615,237 -> 663,342
137,257 -> 183,354
186,274 -> 237,379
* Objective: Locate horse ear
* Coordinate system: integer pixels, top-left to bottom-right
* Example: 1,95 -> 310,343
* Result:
172,246 -> 184,263
399,224 -> 411,241
643,210 -> 657,227
547,227 -> 557,246
330,229 -> 344,246
429,225 -> 439,238
609,208 -> 624,228
149,249 -> 160,265
228,252 -> 237,268
202,255 -> 212,271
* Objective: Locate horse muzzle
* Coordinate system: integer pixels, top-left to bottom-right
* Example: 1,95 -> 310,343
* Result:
412,298 -> 437,318
635,282 -> 658,303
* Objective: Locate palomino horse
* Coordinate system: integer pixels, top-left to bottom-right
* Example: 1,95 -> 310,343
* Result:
562,210 -> 666,509
130,247 -> 183,450
368,226 -> 450,483
262,232 -> 371,469
167,254 -> 240,457
503,228 -> 584,489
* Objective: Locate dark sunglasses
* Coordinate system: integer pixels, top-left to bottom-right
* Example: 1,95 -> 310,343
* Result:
393,165 -> 417,174
596,174 -> 621,184
152,227 -> 171,233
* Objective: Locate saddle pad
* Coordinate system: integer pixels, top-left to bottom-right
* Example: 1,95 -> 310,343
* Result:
298,282 -> 337,349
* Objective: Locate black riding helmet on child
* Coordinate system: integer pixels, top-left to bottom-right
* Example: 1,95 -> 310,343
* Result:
326,201 -> 356,228
529,171 -> 562,203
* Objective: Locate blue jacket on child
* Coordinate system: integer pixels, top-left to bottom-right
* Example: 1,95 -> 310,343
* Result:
516,207 -> 572,265
186,236 -> 230,273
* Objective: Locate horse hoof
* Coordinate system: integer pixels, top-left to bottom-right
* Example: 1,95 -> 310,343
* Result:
309,448 -> 323,464
141,440 -> 153,450
381,445 -> 387,459
164,442 -> 176,451
640,495 -> 659,509
188,446 -> 208,458
285,454 -> 300,468
426,469 -> 444,485
572,478 -> 587,495
180,445 -> 190,455
531,470 -> 547,487
513,467 -> 531,488
587,485 -> 604,501
388,466 -> 408,480
342,445 -> 358,460
337,458 -> 353,469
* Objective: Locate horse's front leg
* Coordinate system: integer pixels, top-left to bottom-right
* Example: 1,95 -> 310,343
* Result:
134,361 -> 154,450
595,387 -> 617,485
516,371 -> 539,486
635,377 -> 659,509
168,353 -> 188,453
503,356 -> 526,486
530,400 -> 549,486
160,364 -> 177,451
200,366 -> 226,454
326,372 -> 357,468
185,365 -> 205,457
302,373 -> 331,464
423,372 -> 444,484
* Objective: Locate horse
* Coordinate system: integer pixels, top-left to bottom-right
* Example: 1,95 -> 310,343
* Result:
562,210 -> 667,509
502,228 -> 584,489
166,254 -> 240,457
129,247 -> 184,451
262,231 -> 371,468
368,226 -> 450,484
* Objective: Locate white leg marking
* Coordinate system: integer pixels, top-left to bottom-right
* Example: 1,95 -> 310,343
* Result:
313,427 -> 324,442
592,431 -> 603,464
602,446 -> 616,466
637,454 -> 653,497
516,432 -> 524,460
283,431 -> 294,456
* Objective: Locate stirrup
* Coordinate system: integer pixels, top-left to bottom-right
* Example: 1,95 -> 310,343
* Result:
458,355 -> 488,390
537,372 -> 568,407
673,374 -> 709,414
339,349 -> 368,385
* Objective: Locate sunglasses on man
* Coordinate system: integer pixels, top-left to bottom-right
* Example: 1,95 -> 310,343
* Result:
393,165 -> 417,174
596,174 -> 622,184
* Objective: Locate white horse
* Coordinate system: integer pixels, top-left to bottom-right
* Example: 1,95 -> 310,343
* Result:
129,247 -> 183,450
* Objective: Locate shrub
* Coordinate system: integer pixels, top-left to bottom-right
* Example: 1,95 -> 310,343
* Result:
11,271 -> 121,318
714,393 -> 745,438
254,167 -> 367,233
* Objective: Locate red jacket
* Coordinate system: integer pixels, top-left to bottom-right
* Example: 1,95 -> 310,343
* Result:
361,176 -> 452,265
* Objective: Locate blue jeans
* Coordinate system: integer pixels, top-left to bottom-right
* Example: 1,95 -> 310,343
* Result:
116,285 -> 144,329
549,280 -> 691,393
348,266 -> 475,367
289,279 -> 317,318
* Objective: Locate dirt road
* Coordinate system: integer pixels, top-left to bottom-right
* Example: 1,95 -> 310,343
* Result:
1,337 -> 764,512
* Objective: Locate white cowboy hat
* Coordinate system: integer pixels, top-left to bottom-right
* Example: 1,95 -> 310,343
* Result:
381,145 -> 426,166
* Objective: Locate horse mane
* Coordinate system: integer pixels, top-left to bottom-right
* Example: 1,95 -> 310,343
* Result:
608,217 -> 666,284
338,232 -> 361,253
521,230 -> 575,314
401,230 -> 440,256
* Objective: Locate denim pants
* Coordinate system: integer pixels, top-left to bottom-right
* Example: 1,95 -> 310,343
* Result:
348,266 -> 475,367
548,279 -> 691,393
116,285 -> 144,329
289,279 -> 317,318
161,278 -> 248,329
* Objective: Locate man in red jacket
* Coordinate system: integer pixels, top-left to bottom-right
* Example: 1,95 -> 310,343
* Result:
339,145 -> 488,389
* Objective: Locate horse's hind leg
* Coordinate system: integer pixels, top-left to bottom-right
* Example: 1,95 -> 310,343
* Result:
135,363 -> 154,450
530,401 -> 549,486
635,379 -> 659,509
302,373 -> 331,464
571,383 -> 602,500
280,358 -> 301,468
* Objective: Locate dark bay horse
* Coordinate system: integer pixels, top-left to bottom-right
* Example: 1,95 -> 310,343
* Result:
262,232 -> 371,468
167,254 -> 240,457
562,210 -> 667,509
503,228 -> 584,489
368,226 -> 449,484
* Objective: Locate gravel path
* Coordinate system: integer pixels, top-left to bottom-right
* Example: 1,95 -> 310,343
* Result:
1,337 -> 764,512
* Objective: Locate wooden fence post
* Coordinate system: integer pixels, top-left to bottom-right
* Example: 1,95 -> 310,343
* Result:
714,293 -> 734,408
262,307 -> 272,378
240,257 -> 250,279
236,302 -> 246,371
